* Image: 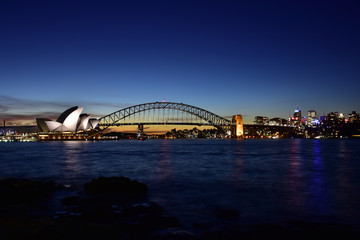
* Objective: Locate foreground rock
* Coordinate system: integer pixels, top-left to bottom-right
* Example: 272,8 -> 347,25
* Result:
0,178 -> 56,239
0,178 -> 55,205
199,221 -> 359,240
1,177 -> 359,239
84,176 -> 148,195
0,177 -> 195,240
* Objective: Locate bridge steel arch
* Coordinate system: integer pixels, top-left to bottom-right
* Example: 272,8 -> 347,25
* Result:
98,102 -> 232,131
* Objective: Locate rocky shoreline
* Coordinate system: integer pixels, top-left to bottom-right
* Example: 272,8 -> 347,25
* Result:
0,177 -> 359,240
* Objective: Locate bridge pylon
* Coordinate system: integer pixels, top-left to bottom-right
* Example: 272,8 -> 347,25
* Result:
137,124 -> 144,138
231,115 -> 243,138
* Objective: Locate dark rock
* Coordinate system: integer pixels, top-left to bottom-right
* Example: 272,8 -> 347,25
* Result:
84,176 -> 148,195
280,221 -> 359,240
149,228 -> 199,240
123,202 -> 164,217
201,222 -> 360,240
80,205 -> 117,223
0,177 -> 193,240
215,209 -> 239,219
0,178 -> 55,205
120,202 -> 182,235
33,219 -> 129,240
136,214 -> 182,231
61,196 -> 83,206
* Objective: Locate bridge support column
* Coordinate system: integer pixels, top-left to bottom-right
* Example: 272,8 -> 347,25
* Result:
232,115 -> 243,138
137,124 -> 144,138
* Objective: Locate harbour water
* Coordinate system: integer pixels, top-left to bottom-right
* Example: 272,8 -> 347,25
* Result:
1,139 -> 360,231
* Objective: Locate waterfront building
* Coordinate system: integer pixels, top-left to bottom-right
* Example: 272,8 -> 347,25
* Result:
289,107 -> 302,127
306,110 -> 320,127
325,112 -> 345,126
348,111 -> 359,123
36,106 -> 99,133
327,112 -> 338,122
269,118 -> 288,126
254,116 -> 269,125
339,113 -> 345,122
307,110 -> 316,126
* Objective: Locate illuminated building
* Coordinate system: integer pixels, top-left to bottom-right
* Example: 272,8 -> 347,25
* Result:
36,106 -> 99,133
289,107 -> 302,127
269,118 -> 288,126
232,115 -> 243,137
254,116 -> 269,125
325,112 -> 345,126
307,110 -> 317,126
320,112 -> 344,138
326,112 -> 344,125
348,111 -> 359,123
339,113 -> 345,122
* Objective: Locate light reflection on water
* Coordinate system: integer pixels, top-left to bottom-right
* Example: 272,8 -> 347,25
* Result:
153,140 -> 172,181
1,139 -> 360,229
309,140 -> 326,211
286,139 -> 305,211
62,141 -> 88,184
231,140 -> 244,183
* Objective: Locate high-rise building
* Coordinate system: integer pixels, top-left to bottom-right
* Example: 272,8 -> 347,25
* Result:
290,107 -> 302,127
348,111 -> 359,123
254,116 -> 269,125
269,118 -> 288,126
327,112 -> 338,122
339,113 -> 345,121
307,110 -> 316,126
325,112 -> 345,126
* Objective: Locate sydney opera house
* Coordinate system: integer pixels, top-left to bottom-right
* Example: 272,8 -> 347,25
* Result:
36,106 -> 100,139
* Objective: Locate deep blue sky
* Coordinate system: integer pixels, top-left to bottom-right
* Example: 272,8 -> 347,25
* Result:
1,0 -> 360,124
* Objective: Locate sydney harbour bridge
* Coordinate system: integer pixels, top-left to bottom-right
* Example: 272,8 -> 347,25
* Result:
97,101 -> 243,137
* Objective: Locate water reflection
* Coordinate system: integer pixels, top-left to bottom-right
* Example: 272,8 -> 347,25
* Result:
308,140 -> 326,213
338,140 -> 351,159
285,139 -> 305,211
153,140 -> 172,182
231,141 -> 244,184
336,140 -> 359,221
337,141 -> 353,195
62,141 -> 87,183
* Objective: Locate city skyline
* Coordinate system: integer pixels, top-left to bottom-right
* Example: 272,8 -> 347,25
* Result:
1,0 -> 360,125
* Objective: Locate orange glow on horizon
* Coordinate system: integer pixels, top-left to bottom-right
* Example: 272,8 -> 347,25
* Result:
102,125 -> 215,135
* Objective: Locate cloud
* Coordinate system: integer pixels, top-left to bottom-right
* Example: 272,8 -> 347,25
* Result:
0,95 -> 133,125
86,102 -> 129,109
1,112 -> 59,120
0,96 -> 69,112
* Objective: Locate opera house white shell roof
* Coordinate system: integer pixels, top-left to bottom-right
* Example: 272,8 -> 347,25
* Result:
36,106 -> 99,133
